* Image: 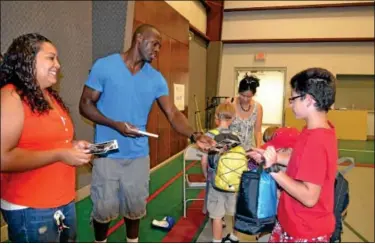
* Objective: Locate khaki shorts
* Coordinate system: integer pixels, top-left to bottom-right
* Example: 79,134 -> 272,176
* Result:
90,157 -> 150,223
206,184 -> 237,219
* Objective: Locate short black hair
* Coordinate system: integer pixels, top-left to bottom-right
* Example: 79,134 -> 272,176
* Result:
290,67 -> 336,112
131,24 -> 159,45
238,74 -> 260,94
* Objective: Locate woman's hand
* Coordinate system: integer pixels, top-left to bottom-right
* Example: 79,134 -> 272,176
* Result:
73,140 -> 91,152
57,148 -> 92,166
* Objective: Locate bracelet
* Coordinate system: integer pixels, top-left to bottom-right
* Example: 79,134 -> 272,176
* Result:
189,132 -> 201,143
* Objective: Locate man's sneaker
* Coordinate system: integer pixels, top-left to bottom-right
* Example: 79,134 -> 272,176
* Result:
222,234 -> 239,243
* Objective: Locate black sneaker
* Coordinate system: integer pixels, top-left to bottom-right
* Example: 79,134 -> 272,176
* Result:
222,234 -> 239,243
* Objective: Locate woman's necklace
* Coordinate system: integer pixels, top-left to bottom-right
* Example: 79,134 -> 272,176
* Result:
239,102 -> 251,112
46,93 -> 68,131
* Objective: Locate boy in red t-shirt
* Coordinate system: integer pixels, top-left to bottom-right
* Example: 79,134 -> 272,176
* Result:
249,67 -> 338,242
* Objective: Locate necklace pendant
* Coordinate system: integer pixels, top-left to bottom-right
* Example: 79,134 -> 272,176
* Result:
240,103 -> 251,112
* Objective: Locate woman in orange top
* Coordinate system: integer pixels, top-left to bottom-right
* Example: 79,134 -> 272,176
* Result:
0,33 -> 93,242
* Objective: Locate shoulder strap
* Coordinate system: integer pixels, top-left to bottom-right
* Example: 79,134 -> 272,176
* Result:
337,157 -> 355,176
208,129 -> 220,136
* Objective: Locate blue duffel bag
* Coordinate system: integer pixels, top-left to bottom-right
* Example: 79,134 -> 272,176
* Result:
234,165 -> 278,235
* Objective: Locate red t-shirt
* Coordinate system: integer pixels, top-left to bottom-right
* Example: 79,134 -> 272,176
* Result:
277,122 -> 338,238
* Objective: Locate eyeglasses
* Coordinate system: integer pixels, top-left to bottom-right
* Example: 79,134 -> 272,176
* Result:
288,94 -> 304,103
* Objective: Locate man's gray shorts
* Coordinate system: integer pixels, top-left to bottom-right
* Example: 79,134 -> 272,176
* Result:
90,156 -> 150,223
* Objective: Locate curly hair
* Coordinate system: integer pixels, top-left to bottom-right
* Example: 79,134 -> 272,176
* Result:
238,73 -> 260,95
290,67 -> 336,112
0,33 -> 68,114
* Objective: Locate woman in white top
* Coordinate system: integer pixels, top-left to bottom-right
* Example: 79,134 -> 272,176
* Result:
229,74 -> 263,150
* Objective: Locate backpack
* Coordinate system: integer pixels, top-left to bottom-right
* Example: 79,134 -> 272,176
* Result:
330,157 -> 354,243
207,129 -> 248,192
233,165 -> 278,235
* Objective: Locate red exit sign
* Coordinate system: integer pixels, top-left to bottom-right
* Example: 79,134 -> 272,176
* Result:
255,52 -> 266,61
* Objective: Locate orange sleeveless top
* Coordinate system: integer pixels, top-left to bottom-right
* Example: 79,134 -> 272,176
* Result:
1,84 -> 76,208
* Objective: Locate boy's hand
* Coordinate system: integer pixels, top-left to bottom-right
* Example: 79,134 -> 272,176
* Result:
246,147 -> 265,164
263,146 -> 277,168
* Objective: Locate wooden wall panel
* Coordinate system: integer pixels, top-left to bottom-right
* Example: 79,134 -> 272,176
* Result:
170,40 -> 189,153
133,0 -> 189,168
157,33 -> 172,163
134,1 -> 189,45
207,0 -> 224,41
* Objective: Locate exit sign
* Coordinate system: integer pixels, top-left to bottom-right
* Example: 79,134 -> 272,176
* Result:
255,52 -> 266,61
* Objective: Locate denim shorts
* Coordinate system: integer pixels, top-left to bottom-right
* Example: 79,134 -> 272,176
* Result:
90,156 -> 150,223
1,201 -> 76,242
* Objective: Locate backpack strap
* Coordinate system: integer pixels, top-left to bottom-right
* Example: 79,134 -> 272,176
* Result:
337,157 -> 355,176
207,129 -> 220,139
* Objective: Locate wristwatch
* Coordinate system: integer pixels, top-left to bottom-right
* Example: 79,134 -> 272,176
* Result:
189,132 -> 201,143
264,164 -> 281,173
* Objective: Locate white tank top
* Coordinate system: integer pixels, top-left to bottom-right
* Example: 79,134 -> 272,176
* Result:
1,199 -> 28,210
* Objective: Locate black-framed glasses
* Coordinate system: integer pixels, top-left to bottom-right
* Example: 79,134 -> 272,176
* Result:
288,94 -> 304,103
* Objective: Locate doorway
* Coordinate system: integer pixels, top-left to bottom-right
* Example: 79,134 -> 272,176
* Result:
234,67 -> 287,134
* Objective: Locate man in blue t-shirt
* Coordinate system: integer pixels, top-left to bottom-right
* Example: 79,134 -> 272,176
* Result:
79,24 -> 215,243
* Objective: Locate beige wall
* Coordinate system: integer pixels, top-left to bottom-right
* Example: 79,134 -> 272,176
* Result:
165,0 -> 207,33
222,6 -> 374,39
335,79 -> 374,110
188,34 -> 207,130
368,112 -> 374,136
224,0 -> 374,9
219,42 -> 375,107
219,4 -> 374,109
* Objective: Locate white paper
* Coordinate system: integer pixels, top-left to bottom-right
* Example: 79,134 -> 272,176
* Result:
123,123 -> 159,138
174,84 -> 185,111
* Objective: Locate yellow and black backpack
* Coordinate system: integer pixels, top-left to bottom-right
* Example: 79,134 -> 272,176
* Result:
207,128 -> 248,192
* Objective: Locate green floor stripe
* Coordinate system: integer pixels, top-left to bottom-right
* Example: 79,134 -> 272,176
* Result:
339,150 -> 374,164
343,221 -> 369,243
338,140 -> 374,164
338,140 -> 374,151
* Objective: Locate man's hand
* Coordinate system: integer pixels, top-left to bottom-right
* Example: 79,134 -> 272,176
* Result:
114,122 -> 142,138
195,134 -> 216,152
